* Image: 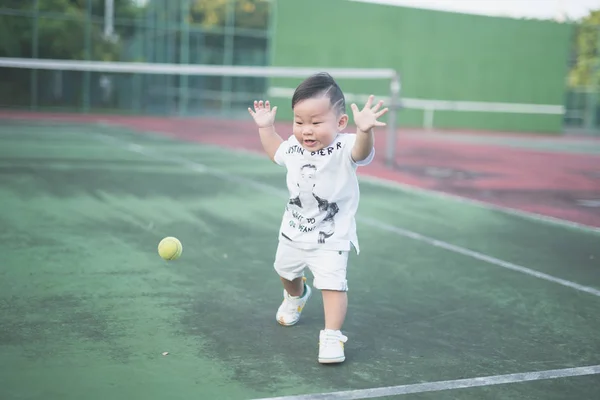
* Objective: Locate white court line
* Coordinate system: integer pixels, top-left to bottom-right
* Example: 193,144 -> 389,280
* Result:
362,217 -> 600,297
93,132 -> 600,298
232,149 -> 600,234
232,144 -> 600,234
359,174 -> 600,235
127,131 -> 600,235
94,132 -> 600,395
248,364 -> 600,400
11,117 -> 600,234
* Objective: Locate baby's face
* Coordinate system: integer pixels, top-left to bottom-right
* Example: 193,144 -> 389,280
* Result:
292,97 -> 347,151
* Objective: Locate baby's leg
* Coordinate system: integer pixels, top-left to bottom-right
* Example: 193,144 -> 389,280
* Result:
322,289 -> 347,330
273,241 -> 311,326
308,249 -> 349,363
308,249 -> 349,323
280,276 -> 304,297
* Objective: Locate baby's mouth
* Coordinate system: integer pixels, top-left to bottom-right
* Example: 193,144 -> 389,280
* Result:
303,139 -> 317,147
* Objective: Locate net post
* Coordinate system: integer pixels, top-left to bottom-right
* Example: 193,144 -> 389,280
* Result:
31,0 -> 39,111
385,71 -> 401,167
424,107 -> 434,130
82,0 -> 93,113
222,0 -> 236,115
104,0 -> 114,38
179,0 -> 190,116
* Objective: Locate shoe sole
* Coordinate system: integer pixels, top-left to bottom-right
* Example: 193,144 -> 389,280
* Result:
277,317 -> 298,327
318,356 -> 345,364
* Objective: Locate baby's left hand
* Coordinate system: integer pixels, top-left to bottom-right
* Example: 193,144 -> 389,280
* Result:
351,95 -> 389,132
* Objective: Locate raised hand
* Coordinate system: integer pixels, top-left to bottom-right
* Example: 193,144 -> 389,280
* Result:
350,95 -> 389,132
248,100 -> 278,128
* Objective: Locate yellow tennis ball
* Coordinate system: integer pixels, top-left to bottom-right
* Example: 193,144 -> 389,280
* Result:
158,237 -> 182,260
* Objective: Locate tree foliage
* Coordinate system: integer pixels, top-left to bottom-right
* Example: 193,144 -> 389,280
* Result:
0,0 -> 271,108
0,0 -> 141,60
0,0 -> 270,61
568,10 -> 600,87
190,0 -> 269,30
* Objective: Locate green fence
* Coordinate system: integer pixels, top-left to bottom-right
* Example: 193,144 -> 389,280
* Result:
0,0 -> 273,116
563,22 -> 600,135
270,0 -> 572,133
564,88 -> 599,132
1,0 -> 599,135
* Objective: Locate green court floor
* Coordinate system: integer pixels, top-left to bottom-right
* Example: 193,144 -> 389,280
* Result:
1,121 -> 599,400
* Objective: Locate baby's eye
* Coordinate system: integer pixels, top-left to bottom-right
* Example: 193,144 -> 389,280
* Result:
295,121 -> 303,125
313,122 -> 322,125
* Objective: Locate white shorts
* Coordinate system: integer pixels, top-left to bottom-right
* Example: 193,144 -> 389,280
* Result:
273,240 -> 349,291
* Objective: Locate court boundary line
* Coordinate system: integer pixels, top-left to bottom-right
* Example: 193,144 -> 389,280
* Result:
248,364 -> 600,400
126,130 -> 600,235
5,123 -> 599,399
92,130 -> 600,298
243,150 -> 599,235
238,145 -> 600,234
4,117 -> 599,234
360,217 -> 600,297
358,174 -> 600,234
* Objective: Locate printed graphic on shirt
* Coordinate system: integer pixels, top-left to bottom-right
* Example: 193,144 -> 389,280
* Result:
286,163 -> 339,244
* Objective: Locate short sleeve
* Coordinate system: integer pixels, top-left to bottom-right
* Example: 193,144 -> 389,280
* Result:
343,134 -> 375,167
273,139 -> 289,166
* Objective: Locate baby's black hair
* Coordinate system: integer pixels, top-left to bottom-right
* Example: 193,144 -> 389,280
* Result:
291,72 -> 346,115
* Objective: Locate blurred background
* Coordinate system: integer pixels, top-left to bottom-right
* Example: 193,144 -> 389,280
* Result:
1,0 -> 600,136
1,4 -> 599,399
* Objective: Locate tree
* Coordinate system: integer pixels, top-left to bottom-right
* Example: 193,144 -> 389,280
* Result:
568,10 -> 600,87
0,0 -> 142,60
190,0 -> 269,30
0,0 -> 143,106
0,0 -> 271,108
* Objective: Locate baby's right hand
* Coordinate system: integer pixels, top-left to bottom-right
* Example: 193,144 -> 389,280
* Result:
248,100 -> 278,128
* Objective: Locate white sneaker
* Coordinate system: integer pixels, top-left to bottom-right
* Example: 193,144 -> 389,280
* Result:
318,329 -> 348,364
276,282 -> 312,326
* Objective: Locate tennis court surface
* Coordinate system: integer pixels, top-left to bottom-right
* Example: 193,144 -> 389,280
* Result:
1,117 -> 599,400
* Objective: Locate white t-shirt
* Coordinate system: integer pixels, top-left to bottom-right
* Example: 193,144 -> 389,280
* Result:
273,133 -> 374,254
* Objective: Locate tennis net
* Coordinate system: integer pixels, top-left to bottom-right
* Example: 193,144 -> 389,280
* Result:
0,57 -> 401,165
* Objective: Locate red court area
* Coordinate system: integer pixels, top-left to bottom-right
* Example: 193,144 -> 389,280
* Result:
3,111 -> 600,229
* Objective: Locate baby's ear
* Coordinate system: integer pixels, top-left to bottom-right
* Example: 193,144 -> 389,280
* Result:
337,114 -> 349,131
